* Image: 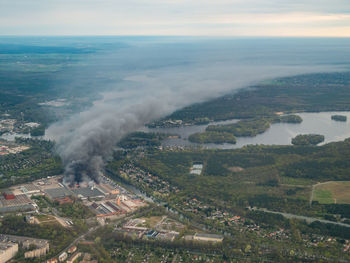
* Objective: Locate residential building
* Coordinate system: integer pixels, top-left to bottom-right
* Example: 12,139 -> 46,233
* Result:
67,252 -> 81,263
58,252 -> 67,262
0,242 -> 18,263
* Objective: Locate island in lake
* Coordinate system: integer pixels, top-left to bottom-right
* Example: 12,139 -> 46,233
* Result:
291,134 -> 325,146
189,131 -> 237,144
188,115 -> 303,144
331,115 -> 347,122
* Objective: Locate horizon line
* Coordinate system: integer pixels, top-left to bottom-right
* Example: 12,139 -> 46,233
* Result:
0,35 -> 350,39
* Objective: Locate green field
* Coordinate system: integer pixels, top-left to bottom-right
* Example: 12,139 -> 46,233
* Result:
313,181 -> 350,204
314,189 -> 334,204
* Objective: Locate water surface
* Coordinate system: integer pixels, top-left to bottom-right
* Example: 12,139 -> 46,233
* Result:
2,112 -> 350,149
147,112 -> 350,149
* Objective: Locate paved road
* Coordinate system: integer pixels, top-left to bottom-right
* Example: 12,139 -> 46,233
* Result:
252,207 -> 350,227
54,225 -> 100,259
54,205 -> 154,259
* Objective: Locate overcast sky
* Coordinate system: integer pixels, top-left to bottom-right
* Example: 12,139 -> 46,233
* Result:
1,0 -> 349,36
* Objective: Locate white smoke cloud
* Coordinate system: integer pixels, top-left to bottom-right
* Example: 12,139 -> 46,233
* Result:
45,38 -> 347,184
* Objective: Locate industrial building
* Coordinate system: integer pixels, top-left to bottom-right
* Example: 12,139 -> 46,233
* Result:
35,176 -> 65,191
71,187 -> 105,200
3,191 -> 14,200
97,184 -> 120,195
90,201 -> 123,217
0,193 -> 36,213
45,187 -> 71,200
20,184 -> 41,196
190,163 -> 203,175
0,242 -> 18,263
55,196 -> 73,205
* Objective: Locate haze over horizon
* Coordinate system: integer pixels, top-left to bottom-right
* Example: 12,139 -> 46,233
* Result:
2,0 -> 349,183
2,1 -> 350,262
1,0 -> 350,37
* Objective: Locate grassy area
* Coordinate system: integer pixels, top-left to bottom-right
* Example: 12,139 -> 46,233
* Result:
139,216 -> 163,228
314,182 -> 350,204
314,189 -> 334,204
279,176 -> 313,186
35,215 -> 60,226
160,218 -> 185,232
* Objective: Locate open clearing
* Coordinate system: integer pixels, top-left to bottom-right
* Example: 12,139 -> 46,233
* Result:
35,214 -> 62,226
139,216 -> 163,228
313,181 -> 350,204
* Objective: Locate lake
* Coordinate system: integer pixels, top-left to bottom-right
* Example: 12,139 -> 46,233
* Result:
2,111 -> 350,149
145,112 -> 350,149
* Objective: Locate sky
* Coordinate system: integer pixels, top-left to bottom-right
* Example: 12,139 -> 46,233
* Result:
1,0 -> 350,37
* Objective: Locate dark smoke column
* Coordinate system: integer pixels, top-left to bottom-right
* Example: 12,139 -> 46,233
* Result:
47,100 -> 168,185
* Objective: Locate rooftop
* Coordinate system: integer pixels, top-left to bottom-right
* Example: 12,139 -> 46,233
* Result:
0,194 -> 32,207
0,234 -> 48,246
0,241 -> 17,251
45,187 -> 71,199
72,187 -> 104,198
21,184 -> 40,193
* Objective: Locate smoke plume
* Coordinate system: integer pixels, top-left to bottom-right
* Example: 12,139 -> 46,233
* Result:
45,38 -> 347,184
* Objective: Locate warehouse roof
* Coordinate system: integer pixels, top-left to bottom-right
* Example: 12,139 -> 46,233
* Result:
21,184 -> 40,193
71,187 -> 104,198
45,187 -> 71,199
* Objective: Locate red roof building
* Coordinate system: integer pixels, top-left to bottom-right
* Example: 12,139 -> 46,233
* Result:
55,196 -> 73,205
3,191 -> 15,200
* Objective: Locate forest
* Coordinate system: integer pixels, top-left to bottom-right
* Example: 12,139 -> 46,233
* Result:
117,132 -> 168,149
167,72 -> 350,122
135,138 -> 350,221
188,131 -> 237,144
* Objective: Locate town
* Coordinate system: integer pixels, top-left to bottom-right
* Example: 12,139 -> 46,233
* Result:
0,169 -> 232,263
0,173 -> 148,262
